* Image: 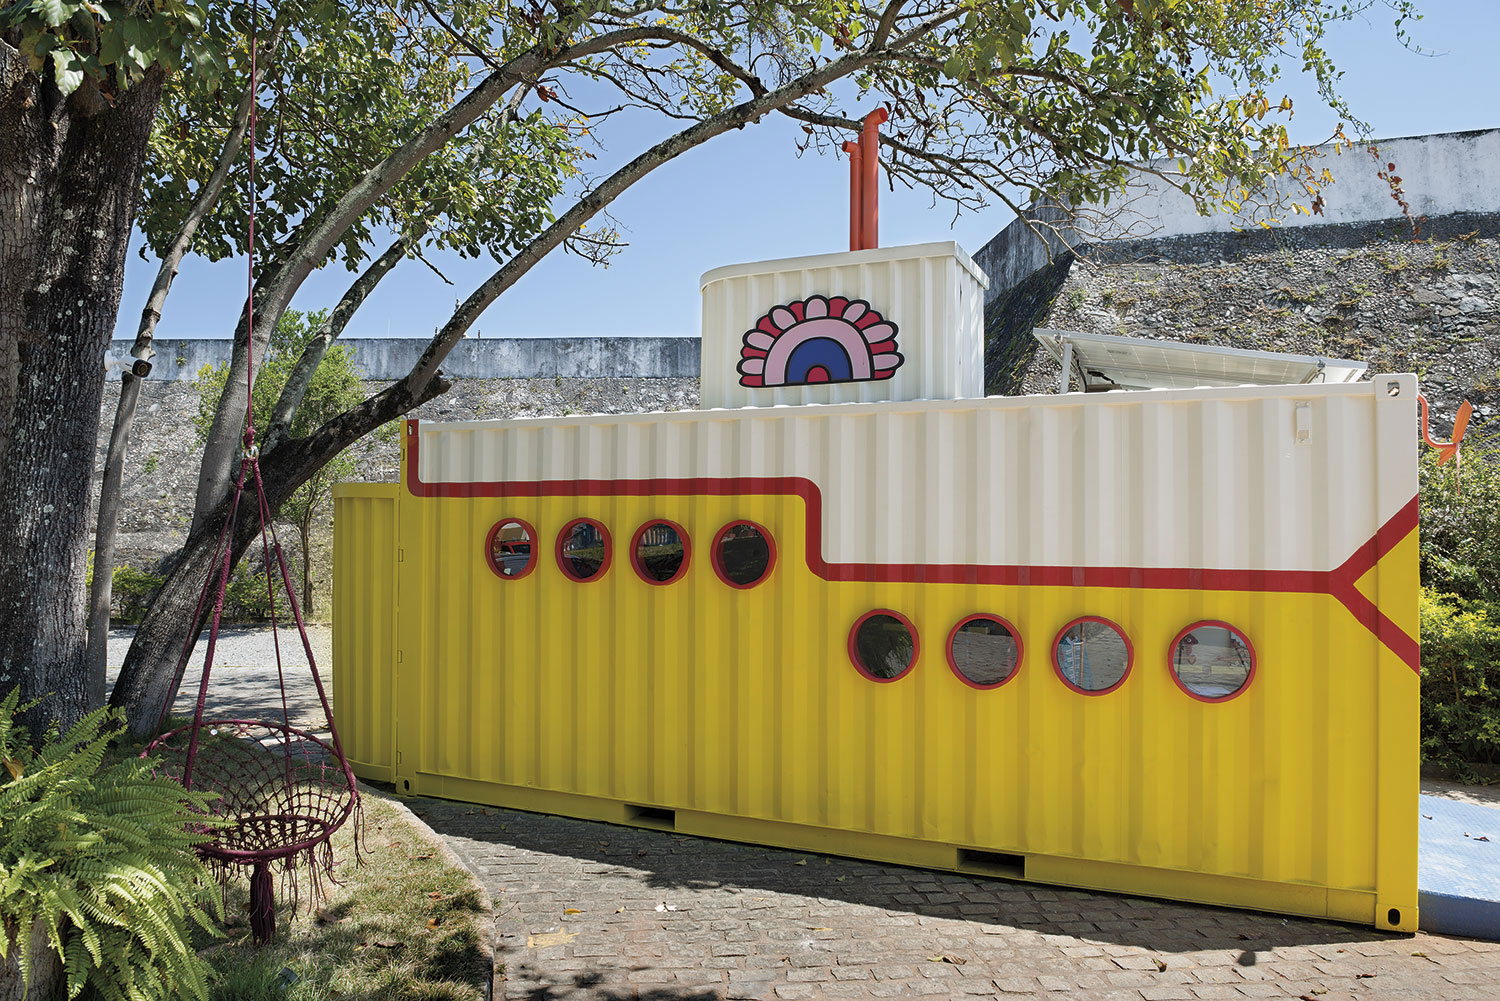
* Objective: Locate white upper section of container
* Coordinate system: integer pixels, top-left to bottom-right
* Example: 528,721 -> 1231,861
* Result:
413,375 -> 1417,575
698,241 -> 988,409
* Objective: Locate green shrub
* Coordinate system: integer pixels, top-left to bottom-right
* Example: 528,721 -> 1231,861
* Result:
1419,589 -> 1500,779
221,561 -> 293,624
1420,437 -> 1500,603
86,554 -> 291,626
0,689 -> 223,1001
113,563 -> 167,625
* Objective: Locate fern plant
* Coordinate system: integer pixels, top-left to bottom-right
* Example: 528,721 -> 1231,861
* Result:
0,689 -> 223,1000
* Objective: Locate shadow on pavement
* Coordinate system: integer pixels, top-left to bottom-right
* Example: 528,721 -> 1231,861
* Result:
406,791 -> 1394,956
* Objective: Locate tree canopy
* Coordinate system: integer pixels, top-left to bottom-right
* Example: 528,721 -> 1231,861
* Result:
138,1 -> 589,271
6,0 -> 1426,733
4,0 -> 223,98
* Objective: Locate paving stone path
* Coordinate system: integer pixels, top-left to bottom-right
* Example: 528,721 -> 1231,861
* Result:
130,627 -> 1498,1000
413,798 -> 1500,1001
106,625 -> 333,730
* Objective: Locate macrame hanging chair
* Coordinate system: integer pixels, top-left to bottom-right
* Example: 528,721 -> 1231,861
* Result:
143,2 -> 360,945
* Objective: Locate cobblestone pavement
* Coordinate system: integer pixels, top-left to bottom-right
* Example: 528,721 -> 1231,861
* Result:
105,625 -> 333,729
412,799 -> 1500,1001
123,631 -> 1495,1000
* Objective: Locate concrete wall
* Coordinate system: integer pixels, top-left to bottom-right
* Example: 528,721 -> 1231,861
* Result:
1124,128 -> 1500,237
975,128 -> 1500,304
106,335 -> 701,381
970,202 -> 1077,310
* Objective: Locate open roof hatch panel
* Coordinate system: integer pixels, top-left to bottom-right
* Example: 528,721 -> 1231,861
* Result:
1035,328 -> 1368,392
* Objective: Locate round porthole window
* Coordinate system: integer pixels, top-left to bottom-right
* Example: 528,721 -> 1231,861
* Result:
1052,616 -> 1132,695
849,610 -> 918,682
557,519 -> 611,582
1170,621 -> 1255,702
946,614 -> 1022,690
631,519 -> 689,585
711,520 -> 775,588
486,518 -> 537,580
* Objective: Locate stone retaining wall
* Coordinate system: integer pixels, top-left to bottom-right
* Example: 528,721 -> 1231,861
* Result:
106,335 -> 700,381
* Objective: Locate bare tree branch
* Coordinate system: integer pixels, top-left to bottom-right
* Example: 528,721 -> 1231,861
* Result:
86,18 -> 285,709
190,22 -> 668,532
397,44 -> 884,397
265,225 -> 423,447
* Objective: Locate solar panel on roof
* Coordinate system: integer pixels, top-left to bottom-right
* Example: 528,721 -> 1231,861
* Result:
1034,328 -> 1367,391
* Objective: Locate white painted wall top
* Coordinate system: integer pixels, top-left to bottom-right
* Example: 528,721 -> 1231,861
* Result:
1114,128 -> 1500,238
698,241 -> 988,410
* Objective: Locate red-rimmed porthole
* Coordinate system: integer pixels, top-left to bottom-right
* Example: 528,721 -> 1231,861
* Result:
1169,620 -> 1255,703
630,519 -> 689,585
710,520 -> 775,589
946,614 -> 1022,690
849,609 -> 918,683
485,518 -> 537,580
556,518 -> 611,582
1052,616 -> 1132,696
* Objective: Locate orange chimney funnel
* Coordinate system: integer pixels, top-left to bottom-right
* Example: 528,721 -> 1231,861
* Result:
858,108 -> 888,250
842,140 -> 863,251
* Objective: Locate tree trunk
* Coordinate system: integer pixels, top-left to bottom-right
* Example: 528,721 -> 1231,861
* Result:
0,918 -> 61,1001
87,38 -> 273,709
0,43 -> 165,733
299,512 -> 314,619
86,370 -> 142,710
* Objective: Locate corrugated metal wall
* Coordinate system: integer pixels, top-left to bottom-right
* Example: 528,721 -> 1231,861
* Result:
699,242 -> 986,409
332,484 -> 398,780
412,381 -> 1412,575
335,377 -> 1419,930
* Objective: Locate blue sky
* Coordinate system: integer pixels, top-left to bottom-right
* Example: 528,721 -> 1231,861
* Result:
117,2 -> 1500,341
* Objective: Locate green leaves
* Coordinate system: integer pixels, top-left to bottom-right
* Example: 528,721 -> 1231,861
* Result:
33,0 -> 69,27
47,45 -> 82,94
2,1 -> 218,97
137,1 -> 586,272
0,688 -> 223,1000
1420,588 -> 1500,778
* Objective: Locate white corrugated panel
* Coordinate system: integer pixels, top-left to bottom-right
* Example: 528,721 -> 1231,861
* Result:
698,242 -> 987,409
414,376 -> 1417,575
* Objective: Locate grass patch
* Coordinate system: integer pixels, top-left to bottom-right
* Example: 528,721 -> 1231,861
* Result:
200,792 -> 489,1001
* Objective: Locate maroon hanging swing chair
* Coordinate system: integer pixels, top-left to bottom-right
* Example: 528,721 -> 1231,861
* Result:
143,6 -> 359,942
143,474 -> 362,943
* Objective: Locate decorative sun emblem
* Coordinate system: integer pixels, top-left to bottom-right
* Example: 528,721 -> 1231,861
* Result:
737,295 -> 903,388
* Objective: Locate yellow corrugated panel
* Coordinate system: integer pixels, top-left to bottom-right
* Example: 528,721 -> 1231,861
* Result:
332,483 -> 398,781
346,378 -> 1419,931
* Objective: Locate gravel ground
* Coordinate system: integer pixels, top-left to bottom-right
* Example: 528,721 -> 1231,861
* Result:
105,624 -> 333,729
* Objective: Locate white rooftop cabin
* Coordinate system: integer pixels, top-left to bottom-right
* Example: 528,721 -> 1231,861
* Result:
698,242 -> 988,410
1034,328 -> 1368,393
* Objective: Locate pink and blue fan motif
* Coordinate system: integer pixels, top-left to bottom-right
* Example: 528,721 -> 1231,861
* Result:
738,295 -> 903,387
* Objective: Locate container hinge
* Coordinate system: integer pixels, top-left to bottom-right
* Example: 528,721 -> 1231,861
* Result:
1294,402 -> 1312,445
397,548 -> 404,563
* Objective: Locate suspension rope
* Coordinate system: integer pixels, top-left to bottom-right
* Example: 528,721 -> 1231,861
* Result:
147,0 -> 361,948
244,0 -> 258,449
169,0 -> 346,773
172,0 -> 338,758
